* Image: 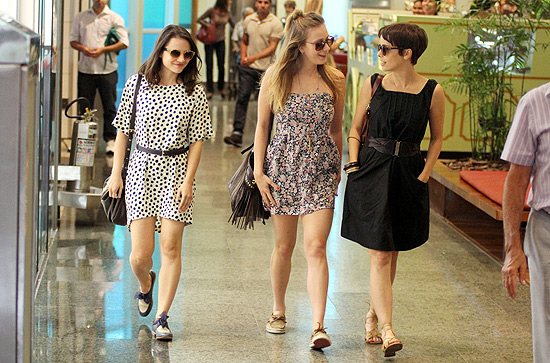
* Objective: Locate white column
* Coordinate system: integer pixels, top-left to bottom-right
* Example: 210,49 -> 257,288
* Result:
17,0 -> 35,29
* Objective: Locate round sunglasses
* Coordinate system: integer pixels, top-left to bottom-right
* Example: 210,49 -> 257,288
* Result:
163,48 -> 196,60
377,44 -> 404,56
306,36 -> 335,52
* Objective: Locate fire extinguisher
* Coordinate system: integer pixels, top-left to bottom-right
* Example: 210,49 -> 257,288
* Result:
65,97 -> 98,167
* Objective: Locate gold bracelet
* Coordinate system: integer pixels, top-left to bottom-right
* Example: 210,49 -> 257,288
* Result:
343,161 -> 360,171
345,166 -> 359,174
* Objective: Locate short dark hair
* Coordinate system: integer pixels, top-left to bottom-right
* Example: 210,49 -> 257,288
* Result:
378,23 -> 428,65
138,25 -> 202,96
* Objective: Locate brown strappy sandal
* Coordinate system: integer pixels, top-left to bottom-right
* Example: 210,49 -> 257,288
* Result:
381,323 -> 403,357
365,307 -> 382,344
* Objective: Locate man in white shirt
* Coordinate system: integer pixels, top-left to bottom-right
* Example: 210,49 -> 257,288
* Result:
70,0 -> 129,155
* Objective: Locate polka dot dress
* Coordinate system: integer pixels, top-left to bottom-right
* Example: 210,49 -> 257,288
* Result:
113,74 -> 214,233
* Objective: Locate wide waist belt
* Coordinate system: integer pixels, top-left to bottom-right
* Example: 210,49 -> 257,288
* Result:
367,137 -> 420,157
136,144 -> 189,156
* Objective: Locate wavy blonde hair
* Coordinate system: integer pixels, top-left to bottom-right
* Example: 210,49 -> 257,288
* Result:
267,10 -> 340,113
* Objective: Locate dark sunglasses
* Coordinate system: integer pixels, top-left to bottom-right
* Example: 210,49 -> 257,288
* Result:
377,44 -> 403,56
163,48 -> 195,60
306,36 -> 335,52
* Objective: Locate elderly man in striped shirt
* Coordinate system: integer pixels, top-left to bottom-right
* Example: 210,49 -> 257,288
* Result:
501,82 -> 550,363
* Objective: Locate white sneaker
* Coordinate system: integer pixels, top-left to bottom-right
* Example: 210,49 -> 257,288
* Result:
105,140 -> 115,155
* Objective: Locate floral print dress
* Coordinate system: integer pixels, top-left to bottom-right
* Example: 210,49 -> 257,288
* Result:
264,92 -> 340,215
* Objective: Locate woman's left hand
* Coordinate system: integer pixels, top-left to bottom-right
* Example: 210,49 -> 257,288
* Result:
417,173 -> 430,183
176,179 -> 193,212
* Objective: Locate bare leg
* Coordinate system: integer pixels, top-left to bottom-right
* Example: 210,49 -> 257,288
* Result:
129,217 -> 157,293
271,215 -> 299,315
366,251 -> 398,343
390,251 -> 399,285
369,249 -> 394,331
155,218 -> 185,317
302,209 -> 333,330
369,249 -> 402,355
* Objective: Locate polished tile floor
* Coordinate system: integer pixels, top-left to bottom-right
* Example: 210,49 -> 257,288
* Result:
34,97 -> 533,362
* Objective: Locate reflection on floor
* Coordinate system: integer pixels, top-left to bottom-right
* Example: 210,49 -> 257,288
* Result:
34,97 -> 533,362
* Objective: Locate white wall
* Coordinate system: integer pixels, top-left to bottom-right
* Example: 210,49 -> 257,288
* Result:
324,0 -> 347,37
17,0 -> 35,29
0,0 -> 18,20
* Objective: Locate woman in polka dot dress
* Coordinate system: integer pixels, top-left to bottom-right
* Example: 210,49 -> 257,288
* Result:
107,25 -> 213,340
253,11 -> 345,349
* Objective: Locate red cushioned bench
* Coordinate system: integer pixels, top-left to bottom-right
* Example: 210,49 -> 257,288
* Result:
430,161 -> 530,222
459,170 -> 530,211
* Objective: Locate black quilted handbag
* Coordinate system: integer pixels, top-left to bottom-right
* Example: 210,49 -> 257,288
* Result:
101,74 -> 142,225
228,144 -> 271,230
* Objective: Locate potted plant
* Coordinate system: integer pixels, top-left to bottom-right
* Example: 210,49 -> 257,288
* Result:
441,0 -> 550,161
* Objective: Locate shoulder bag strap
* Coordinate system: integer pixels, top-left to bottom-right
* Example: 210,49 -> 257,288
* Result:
361,74 -> 384,143
121,74 -> 143,179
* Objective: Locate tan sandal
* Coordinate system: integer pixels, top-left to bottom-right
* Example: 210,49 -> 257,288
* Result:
365,307 -> 382,344
381,323 -> 403,357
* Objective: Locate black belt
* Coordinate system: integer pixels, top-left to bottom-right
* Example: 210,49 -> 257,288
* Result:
367,137 -> 420,157
136,144 -> 189,156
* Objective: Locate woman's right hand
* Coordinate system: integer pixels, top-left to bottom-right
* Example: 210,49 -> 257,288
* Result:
255,172 -> 278,210
107,174 -> 124,198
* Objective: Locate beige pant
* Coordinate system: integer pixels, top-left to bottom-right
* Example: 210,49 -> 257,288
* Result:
524,209 -> 550,363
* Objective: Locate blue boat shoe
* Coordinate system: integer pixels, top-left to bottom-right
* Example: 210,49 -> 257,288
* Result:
152,311 -> 173,341
134,270 -> 156,317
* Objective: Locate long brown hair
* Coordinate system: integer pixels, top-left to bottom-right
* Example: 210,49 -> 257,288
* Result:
138,25 -> 202,96
268,10 -> 340,113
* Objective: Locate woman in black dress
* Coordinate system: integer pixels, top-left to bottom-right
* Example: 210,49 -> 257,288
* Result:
341,23 -> 445,357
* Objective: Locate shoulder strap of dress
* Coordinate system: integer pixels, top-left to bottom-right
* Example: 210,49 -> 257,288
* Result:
426,79 -> 438,93
370,73 -> 380,87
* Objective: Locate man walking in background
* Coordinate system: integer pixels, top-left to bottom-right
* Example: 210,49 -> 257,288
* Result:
501,82 -> 550,363
223,0 -> 283,147
70,0 -> 129,155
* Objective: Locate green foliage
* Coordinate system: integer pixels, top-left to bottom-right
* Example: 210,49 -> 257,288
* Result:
439,1 -> 549,160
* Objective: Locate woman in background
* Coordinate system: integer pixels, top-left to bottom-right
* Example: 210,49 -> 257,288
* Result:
197,0 -> 235,99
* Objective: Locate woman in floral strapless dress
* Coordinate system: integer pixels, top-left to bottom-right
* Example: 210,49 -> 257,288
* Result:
253,10 -> 345,349
264,91 -> 339,214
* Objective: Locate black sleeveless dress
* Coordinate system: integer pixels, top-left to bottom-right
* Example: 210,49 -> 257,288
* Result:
341,73 -> 438,251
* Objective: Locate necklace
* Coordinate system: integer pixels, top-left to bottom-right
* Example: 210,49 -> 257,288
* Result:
297,72 -> 321,94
